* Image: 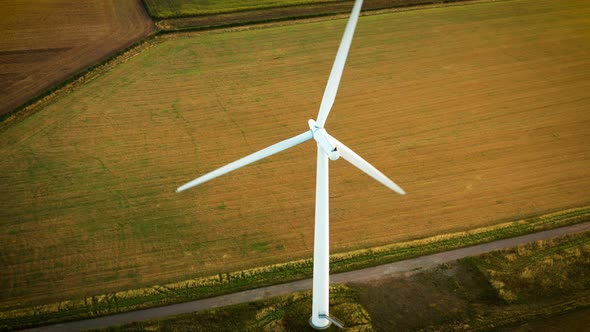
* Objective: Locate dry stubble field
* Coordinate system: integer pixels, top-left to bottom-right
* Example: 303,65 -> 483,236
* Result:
1,0 -> 589,310
0,0 -> 153,116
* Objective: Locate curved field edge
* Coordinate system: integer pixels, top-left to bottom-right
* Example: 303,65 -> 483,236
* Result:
141,0 -> 479,20
0,34 -> 159,130
1,206 -> 588,330
0,0 -> 489,126
141,0 -> 340,19
0,1 -> 154,118
450,233 -> 590,331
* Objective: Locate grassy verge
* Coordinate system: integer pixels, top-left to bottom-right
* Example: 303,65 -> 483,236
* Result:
457,231 -> 590,330
155,11 -> 352,34
99,225 -> 590,331
142,0 -> 477,20
464,230 -> 590,305
141,0 -> 340,19
96,285 -> 373,332
1,206 -> 588,330
0,35 -> 158,130
150,0 -> 478,31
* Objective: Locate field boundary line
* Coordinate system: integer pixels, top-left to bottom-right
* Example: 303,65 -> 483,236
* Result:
0,35 -> 161,133
0,0 -> 509,131
144,0 -> 479,19
154,0 -> 512,33
21,221 -> 590,331
3,206 -> 590,330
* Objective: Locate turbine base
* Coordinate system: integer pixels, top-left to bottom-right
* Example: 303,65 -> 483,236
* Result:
309,317 -> 331,330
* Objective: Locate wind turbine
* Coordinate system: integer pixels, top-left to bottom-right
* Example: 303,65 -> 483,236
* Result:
176,0 -> 405,328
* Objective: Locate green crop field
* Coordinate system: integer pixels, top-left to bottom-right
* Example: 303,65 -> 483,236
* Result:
1,0 -> 589,323
142,0 -> 340,18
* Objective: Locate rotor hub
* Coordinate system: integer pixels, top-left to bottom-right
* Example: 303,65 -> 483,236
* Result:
308,119 -> 340,160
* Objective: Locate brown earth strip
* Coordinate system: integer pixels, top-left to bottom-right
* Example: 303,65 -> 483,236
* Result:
23,222 -> 590,332
0,0 -> 154,116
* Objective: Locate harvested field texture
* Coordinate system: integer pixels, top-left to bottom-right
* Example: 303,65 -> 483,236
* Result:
1,0 -> 589,316
358,231 -> 590,331
0,0 -> 154,116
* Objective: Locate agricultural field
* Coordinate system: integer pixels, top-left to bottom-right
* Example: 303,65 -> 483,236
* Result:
1,0 -> 589,318
0,0 -> 154,116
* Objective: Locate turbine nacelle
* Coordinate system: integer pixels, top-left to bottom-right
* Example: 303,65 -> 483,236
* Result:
308,119 -> 340,160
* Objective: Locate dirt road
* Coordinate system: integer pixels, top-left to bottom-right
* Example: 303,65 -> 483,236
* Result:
25,221 -> 590,332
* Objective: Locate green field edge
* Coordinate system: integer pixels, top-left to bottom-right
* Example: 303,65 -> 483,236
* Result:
97,284 -> 373,332
457,231 -> 590,331
0,0 -> 489,128
0,34 -> 156,130
142,0 -> 475,20
97,232 -> 590,331
150,0 -> 478,31
2,206 -> 589,330
156,11 -> 355,34
140,0 -> 340,19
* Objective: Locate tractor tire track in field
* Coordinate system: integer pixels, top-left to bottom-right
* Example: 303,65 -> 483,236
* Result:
26,221 -> 590,332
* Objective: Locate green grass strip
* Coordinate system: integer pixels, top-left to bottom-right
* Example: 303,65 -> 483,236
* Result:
141,0 -> 340,19
1,206 -> 589,330
0,35 -> 158,128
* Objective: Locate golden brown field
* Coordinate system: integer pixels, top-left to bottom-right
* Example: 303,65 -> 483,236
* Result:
1,0 -> 589,311
0,0 -> 153,116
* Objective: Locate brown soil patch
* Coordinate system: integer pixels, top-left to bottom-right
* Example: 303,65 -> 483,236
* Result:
0,0 -> 154,116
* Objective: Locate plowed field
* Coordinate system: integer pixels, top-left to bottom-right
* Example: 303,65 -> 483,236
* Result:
1,0 -> 589,309
0,0 -> 153,116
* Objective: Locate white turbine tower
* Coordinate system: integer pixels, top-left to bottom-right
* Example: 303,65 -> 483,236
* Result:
177,0 -> 405,328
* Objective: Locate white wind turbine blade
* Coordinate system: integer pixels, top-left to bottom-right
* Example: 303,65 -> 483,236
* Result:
315,0 -> 364,128
328,134 -> 406,195
177,131 -> 313,192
